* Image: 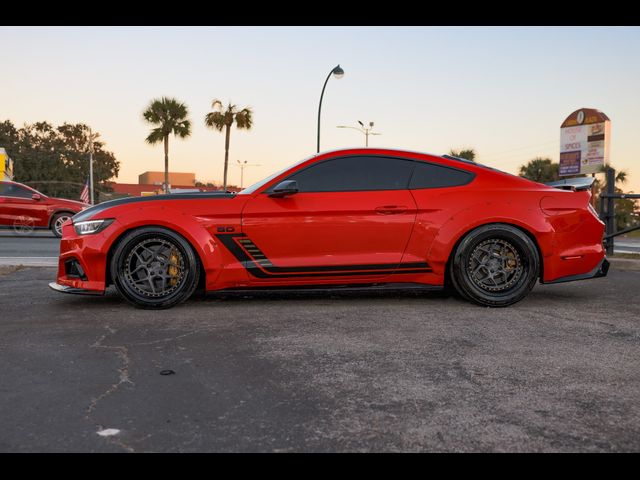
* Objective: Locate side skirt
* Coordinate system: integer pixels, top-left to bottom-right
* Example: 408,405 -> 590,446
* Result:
205,282 -> 445,297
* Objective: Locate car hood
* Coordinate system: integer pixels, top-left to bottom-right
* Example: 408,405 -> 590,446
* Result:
51,197 -> 90,209
72,192 -> 237,223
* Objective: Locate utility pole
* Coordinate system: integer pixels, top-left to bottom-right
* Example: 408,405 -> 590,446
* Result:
236,160 -> 261,189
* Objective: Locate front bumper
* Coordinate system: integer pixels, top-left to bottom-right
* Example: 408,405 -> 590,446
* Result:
542,257 -> 609,284
49,282 -> 104,296
53,220 -> 119,294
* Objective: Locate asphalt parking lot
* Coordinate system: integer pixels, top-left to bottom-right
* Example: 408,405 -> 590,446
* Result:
1,265 -> 639,452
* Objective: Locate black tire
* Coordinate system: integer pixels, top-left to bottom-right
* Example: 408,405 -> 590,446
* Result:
51,212 -> 73,238
110,227 -> 200,309
449,224 -> 539,307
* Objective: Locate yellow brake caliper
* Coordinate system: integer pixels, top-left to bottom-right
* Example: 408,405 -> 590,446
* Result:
168,249 -> 180,286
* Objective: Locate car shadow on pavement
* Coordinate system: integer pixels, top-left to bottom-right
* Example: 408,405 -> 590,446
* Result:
48,284 -> 459,308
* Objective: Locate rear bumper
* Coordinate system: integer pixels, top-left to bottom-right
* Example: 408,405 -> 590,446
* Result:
49,282 -> 104,296
542,257 -> 609,284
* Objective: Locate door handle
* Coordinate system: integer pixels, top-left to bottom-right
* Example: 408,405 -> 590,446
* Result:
375,205 -> 407,215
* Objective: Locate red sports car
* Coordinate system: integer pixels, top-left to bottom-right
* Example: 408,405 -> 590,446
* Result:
0,181 -> 89,237
49,148 -> 608,308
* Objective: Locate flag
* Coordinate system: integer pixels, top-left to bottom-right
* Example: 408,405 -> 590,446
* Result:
80,177 -> 90,204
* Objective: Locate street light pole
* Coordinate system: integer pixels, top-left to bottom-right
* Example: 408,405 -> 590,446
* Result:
317,64 -> 344,153
236,160 -> 261,189
337,121 -> 381,147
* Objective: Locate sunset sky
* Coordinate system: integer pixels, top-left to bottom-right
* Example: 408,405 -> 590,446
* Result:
2,26 -> 639,192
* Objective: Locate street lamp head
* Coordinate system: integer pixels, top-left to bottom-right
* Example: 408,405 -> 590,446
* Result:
332,65 -> 344,79
357,120 -> 364,128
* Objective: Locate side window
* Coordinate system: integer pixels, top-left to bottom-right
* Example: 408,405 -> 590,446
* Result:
287,156 -> 415,192
409,162 -> 474,189
2,184 -> 33,198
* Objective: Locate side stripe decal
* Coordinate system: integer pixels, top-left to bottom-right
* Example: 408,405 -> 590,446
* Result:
215,233 -> 431,279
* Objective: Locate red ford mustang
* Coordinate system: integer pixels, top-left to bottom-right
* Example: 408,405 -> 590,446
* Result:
49,148 -> 608,308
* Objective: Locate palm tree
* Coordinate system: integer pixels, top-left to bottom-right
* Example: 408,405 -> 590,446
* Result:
143,97 -> 191,194
518,157 -> 559,183
449,148 -> 476,162
205,100 -> 253,191
594,164 -> 634,230
597,163 -> 627,187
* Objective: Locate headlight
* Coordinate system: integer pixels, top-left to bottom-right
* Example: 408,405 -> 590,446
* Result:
73,219 -> 114,235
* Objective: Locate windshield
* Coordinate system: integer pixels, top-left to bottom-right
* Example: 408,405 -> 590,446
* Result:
238,156 -> 312,195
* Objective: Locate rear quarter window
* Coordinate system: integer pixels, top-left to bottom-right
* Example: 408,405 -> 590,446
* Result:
409,162 -> 474,189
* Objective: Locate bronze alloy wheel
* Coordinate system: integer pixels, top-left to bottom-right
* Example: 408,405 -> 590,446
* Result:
123,237 -> 186,298
110,227 -> 200,309
450,223 -> 540,307
467,238 -> 524,292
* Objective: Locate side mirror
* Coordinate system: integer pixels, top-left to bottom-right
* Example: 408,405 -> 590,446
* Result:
269,180 -> 299,198
31,193 -> 42,201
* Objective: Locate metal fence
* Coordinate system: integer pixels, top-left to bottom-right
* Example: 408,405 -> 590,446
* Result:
598,167 -> 640,255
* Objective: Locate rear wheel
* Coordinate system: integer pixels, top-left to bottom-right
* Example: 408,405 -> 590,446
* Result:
450,224 -> 539,307
51,212 -> 73,238
110,227 -> 200,309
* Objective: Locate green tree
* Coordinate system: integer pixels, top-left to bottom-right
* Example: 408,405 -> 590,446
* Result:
596,164 -> 627,187
56,123 -> 120,200
0,119 -> 19,157
594,165 -> 637,231
449,148 -> 476,162
205,100 -> 253,191
518,157 -> 559,183
0,119 -> 119,201
143,97 -> 192,194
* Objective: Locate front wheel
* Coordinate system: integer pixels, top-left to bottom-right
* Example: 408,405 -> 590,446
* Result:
110,227 -> 200,309
449,224 -> 539,307
51,212 -> 73,238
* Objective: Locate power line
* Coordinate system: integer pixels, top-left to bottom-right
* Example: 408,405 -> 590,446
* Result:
482,138 -> 558,160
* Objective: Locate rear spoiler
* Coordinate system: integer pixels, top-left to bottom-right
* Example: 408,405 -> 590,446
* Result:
545,177 -> 595,192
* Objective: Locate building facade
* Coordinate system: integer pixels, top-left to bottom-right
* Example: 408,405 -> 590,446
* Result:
138,171 -> 196,186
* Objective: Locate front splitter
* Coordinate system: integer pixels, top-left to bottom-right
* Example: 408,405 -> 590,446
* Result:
48,282 -> 104,296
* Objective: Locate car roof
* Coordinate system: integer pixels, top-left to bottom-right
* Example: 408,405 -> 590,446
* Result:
315,148 -> 504,173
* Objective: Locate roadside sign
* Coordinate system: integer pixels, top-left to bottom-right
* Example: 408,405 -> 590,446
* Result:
560,108 -> 610,176
0,148 -> 14,180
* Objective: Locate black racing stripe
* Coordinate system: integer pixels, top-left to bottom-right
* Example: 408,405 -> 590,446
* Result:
214,234 -> 273,278
216,233 -> 431,279
73,191 -> 235,223
250,268 -> 432,279
259,260 -> 427,274
232,235 -> 428,274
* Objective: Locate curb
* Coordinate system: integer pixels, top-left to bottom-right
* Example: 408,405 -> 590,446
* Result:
0,257 -> 58,267
608,257 -> 640,272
